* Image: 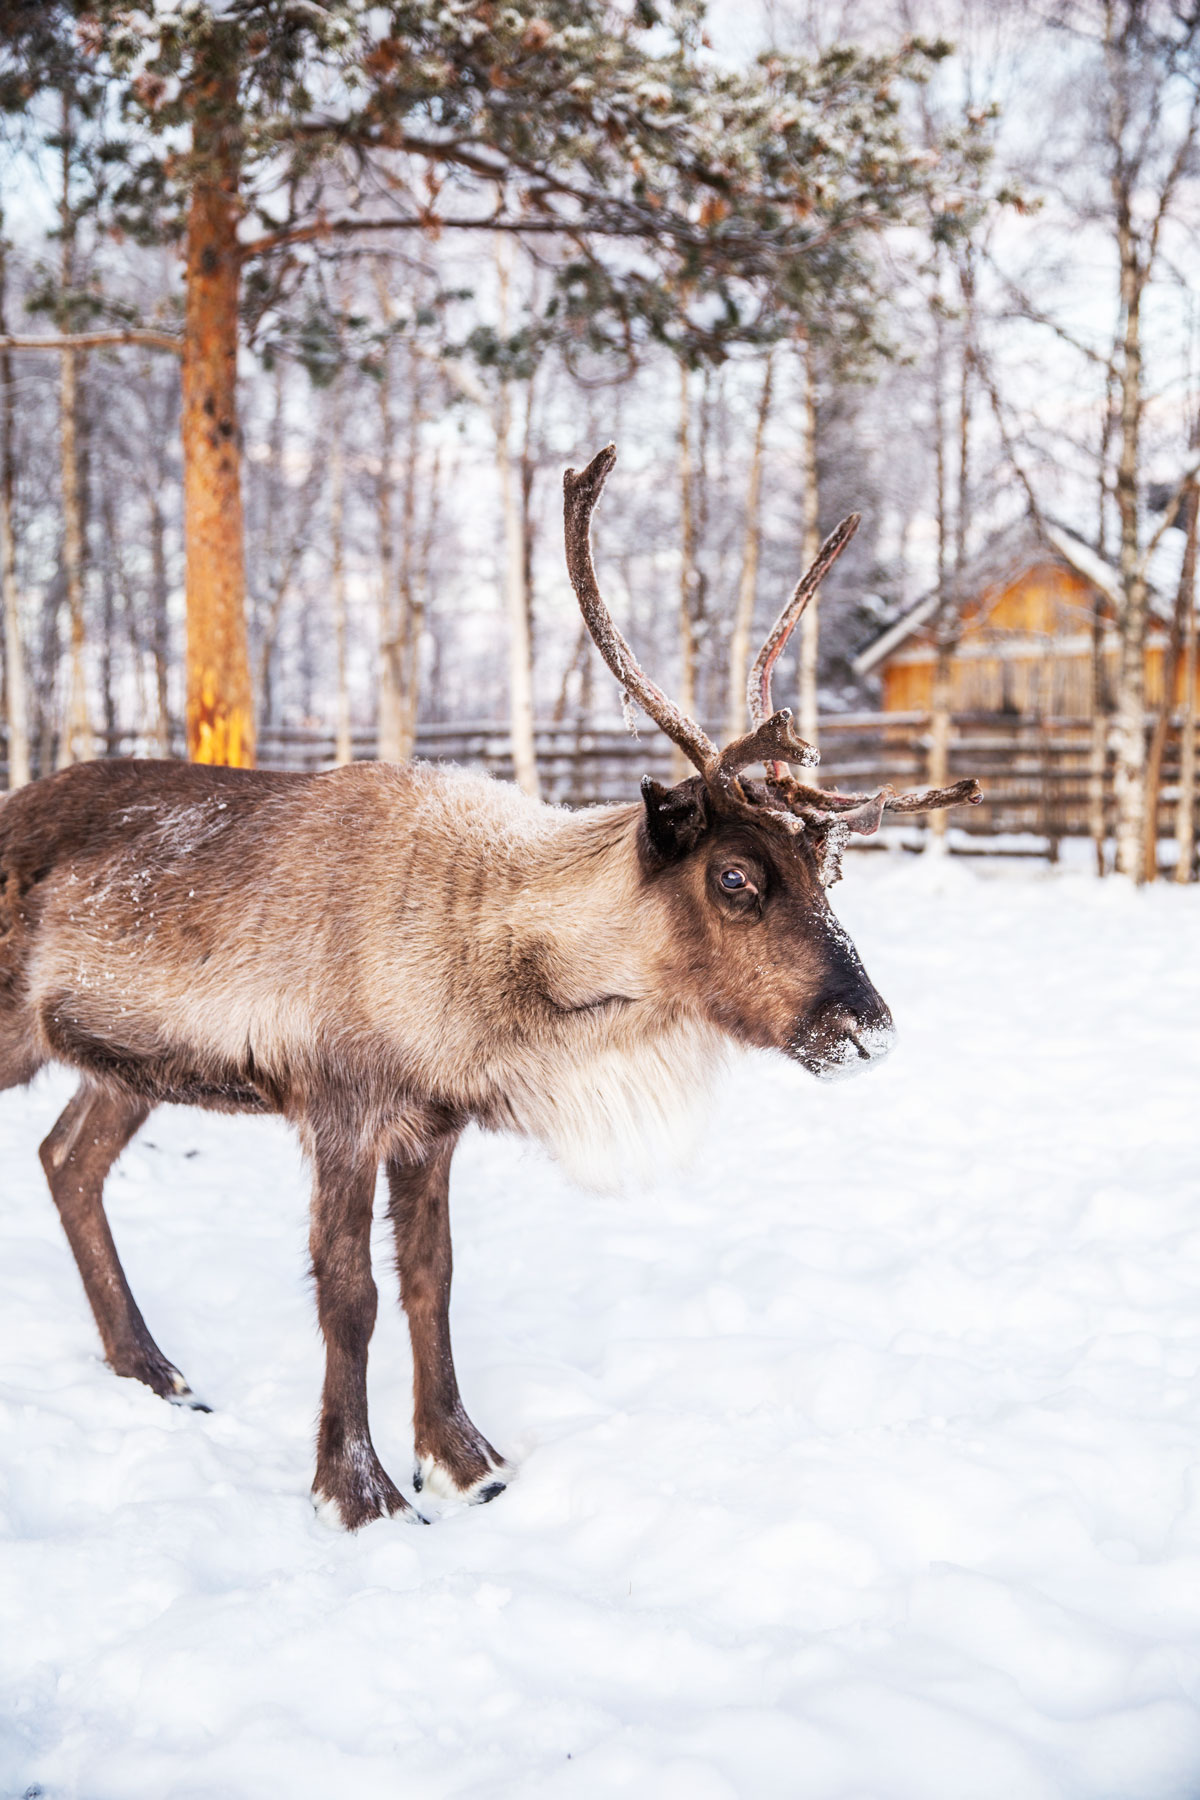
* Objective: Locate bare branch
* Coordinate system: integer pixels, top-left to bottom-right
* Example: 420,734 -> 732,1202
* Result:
0,328 -> 182,356
1137,452 -> 1200,575
983,255 -> 1113,370
1146,80 -> 1200,266
239,211 -> 583,261
973,343 -> 1046,534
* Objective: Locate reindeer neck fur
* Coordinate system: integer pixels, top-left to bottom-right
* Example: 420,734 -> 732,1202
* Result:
373,769 -> 727,1189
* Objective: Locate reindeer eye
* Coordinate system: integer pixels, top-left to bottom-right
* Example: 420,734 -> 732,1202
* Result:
720,868 -> 747,890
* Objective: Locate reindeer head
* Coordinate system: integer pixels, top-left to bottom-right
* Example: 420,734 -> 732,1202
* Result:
563,443 -> 981,1080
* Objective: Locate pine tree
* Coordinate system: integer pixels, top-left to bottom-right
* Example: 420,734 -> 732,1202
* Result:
3,4 -> 959,763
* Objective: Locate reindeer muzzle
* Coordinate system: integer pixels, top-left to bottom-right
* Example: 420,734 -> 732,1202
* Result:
789,992 -> 896,1082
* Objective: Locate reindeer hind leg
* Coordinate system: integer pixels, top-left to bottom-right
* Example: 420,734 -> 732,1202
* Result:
39,1081 -> 208,1408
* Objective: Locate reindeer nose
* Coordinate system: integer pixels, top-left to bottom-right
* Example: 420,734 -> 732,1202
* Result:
789,991 -> 896,1082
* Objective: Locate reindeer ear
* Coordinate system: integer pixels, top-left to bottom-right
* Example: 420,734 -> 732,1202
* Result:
640,775 -> 710,861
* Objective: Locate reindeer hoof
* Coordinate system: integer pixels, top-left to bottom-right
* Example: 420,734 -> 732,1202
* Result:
312,1489 -> 424,1531
413,1451 -> 514,1508
312,1443 -> 419,1531
168,1387 -> 212,1413
111,1346 -> 205,1407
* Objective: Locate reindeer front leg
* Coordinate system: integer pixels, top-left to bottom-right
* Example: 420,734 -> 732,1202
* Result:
307,1132 -> 418,1529
385,1135 -> 511,1505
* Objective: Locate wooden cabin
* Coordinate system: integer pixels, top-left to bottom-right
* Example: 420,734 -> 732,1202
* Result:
853,516 -> 1193,717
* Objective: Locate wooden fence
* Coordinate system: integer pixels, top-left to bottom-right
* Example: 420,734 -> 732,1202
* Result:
5,712 -> 1198,857
256,713 -> 1197,853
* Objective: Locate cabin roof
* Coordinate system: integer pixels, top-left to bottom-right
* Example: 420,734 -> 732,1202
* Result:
852,513 -> 1188,677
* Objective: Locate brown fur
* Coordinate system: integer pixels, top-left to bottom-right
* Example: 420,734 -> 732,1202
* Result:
0,753 -> 892,1526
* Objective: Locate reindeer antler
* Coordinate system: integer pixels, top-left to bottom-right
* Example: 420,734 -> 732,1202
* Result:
743,507 -> 982,869
749,512 -> 861,736
563,444 -> 718,776
707,708 -> 816,810
563,441 -> 982,886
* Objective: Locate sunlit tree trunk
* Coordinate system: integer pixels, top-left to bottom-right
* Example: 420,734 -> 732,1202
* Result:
182,48 -> 254,767
0,235 -> 29,789
797,334 -> 821,749
727,353 -> 773,740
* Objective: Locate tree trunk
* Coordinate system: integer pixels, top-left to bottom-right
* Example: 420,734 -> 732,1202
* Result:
1141,483 -> 1196,881
373,265 -> 409,765
727,353 -> 773,741
1088,613 -> 1110,876
56,343 -> 93,767
494,241 -> 537,797
182,52 -> 254,767
329,374 -> 352,768
375,333 -> 405,763
797,333 -> 821,750
955,246 -> 974,575
148,491 -> 172,753
520,373 -> 538,663
675,360 -> 698,780
99,488 -> 119,749
1111,212 -> 1147,879
0,234 -> 30,789
1176,518 -> 1198,883
929,256 -> 975,856
55,91 -> 93,769
496,379 -> 538,796
926,296 -> 952,855
404,443 -> 440,760
394,360 -> 424,764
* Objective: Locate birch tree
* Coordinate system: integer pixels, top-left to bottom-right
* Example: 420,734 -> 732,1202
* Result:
0,228 -> 30,790
727,352 -> 775,741
1011,2 -> 1200,877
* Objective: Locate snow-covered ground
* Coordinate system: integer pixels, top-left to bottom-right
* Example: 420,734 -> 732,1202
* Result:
3,854 -> 1200,1800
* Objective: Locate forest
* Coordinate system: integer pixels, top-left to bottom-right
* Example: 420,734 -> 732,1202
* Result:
2,0 -> 1199,881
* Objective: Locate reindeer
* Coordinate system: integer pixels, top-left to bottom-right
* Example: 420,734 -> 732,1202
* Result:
0,445 -> 979,1529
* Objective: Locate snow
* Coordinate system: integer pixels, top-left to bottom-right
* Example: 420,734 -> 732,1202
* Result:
3,856 -> 1200,1799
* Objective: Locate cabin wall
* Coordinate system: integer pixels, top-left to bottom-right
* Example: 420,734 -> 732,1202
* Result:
876,560 -> 1197,718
